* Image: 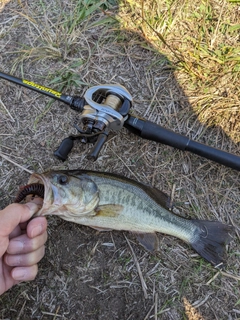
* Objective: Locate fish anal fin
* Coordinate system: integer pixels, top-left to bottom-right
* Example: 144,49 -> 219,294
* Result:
134,232 -> 159,252
95,204 -> 123,217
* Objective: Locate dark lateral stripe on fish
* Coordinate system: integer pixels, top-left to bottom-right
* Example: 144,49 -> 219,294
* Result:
14,183 -> 44,203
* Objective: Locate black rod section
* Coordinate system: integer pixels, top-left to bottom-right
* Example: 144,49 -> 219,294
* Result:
125,116 -> 240,171
0,71 -> 74,105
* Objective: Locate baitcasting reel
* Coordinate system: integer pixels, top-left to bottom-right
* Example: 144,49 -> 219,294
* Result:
1,71 -> 240,171
54,84 -> 133,161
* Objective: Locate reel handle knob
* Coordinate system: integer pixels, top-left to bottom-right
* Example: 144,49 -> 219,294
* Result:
87,132 -> 108,161
54,137 -> 74,161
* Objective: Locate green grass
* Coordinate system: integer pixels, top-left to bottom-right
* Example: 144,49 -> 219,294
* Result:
117,0 -> 240,142
9,0 -> 117,70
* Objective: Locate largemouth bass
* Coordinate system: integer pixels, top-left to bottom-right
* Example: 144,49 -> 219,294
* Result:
15,170 -> 233,267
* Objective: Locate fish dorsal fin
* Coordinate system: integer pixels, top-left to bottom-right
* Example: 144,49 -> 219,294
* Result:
147,187 -> 172,210
134,232 -> 159,252
95,204 -> 123,217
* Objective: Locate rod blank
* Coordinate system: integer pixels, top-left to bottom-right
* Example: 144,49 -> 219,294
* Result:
0,71 -> 73,105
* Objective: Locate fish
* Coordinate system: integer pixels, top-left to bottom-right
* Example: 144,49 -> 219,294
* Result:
14,170 -> 233,267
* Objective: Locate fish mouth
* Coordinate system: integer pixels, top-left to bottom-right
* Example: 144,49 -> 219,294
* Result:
14,173 -> 52,216
14,183 -> 45,203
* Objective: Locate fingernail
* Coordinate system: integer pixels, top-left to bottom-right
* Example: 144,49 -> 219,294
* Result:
8,240 -> 23,253
12,268 -> 26,280
25,202 -> 39,216
31,224 -> 43,238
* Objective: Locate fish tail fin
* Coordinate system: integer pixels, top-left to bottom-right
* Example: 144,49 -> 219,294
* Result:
190,220 -> 234,268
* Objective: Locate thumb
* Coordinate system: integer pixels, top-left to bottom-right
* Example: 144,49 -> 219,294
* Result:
0,203 -> 40,237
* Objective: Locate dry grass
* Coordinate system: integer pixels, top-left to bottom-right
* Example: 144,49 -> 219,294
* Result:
0,0 -> 240,319
0,0 -> 11,12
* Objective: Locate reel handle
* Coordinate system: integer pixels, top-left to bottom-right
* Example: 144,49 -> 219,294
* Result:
87,132 -> 108,161
54,137 -> 74,161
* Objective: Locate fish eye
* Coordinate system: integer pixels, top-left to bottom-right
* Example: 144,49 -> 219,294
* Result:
58,175 -> 68,185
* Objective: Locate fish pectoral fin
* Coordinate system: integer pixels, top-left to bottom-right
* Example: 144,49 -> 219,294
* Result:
95,204 -> 123,217
134,232 -> 159,252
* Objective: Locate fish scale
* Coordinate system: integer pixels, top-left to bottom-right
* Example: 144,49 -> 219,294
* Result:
89,175 -> 196,241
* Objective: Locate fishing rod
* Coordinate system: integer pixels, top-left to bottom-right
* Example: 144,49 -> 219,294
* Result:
1,70 -> 240,171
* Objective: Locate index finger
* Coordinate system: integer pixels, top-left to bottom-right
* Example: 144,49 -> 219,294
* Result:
0,203 -> 40,237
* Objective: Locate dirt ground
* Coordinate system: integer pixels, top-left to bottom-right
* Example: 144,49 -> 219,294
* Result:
0,1 -> 240,319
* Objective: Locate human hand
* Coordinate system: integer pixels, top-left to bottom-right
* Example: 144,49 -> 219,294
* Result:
0,201 -> 47,295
